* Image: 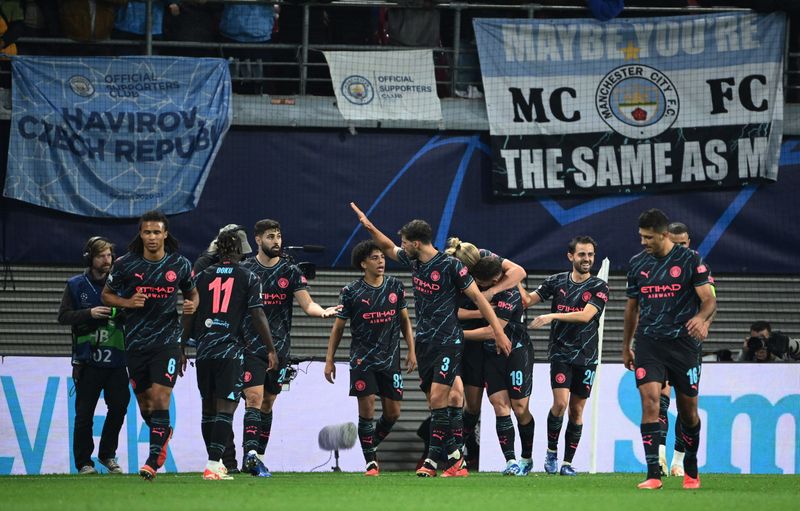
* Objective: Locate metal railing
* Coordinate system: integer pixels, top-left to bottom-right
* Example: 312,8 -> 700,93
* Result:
9,0 -> 798,100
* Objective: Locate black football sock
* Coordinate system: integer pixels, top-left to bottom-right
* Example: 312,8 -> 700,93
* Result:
674,415 -> 685,453
448,406 -> 464,454
563,422 -> 583,463
257,411 -> 272,455
496,415 -> 516,462
428,408 -> 450,467
641,422 -> 661,480
680,419 -> 701,479
374,415 -> 395,448
201,413 -> 214,449
243,407 -> 261,454
546,410 -> 563,453
358,416 -> 377,463
208,412 -> 234,462
518,418 -> 534,459
658,395 -> 670,447
463,411 -> 480,460
146,410 -> 170,468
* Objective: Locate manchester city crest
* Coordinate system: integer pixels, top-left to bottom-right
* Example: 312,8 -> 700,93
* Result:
595,64 -> 679,140
341,75 -> 374,105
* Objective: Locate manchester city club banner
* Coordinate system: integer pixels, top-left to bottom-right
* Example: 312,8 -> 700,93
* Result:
324,50 -> 442,122
4,56 -> 232,217
474,13 -> 786,197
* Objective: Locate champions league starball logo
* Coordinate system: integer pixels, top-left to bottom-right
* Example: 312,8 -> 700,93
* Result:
67,75 -> 95,97
595,64 -> 679,140
341,75 -> 374,105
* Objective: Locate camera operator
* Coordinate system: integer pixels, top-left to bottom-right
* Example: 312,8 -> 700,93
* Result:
58,237 -> 129,474
740,321 -> 800,362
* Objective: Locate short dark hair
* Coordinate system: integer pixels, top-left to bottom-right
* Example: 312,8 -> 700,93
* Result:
351,240 -> 381,271
668,222 -> 689,235
638,209 -> 670,233
568,236 -> 597,254
254,219 -> 281,237
129,210 -> 179,255
470,256 -> 502,282
216,230 -> 242,261
398,219 -> 432,244
750,321 -> 772,334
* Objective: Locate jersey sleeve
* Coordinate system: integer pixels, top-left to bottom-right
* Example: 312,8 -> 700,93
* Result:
587,280 -> 610,315
105,256 -> 127,293
493,290 -> 519,322
246,271 -> 263,309
336,285 -> 352,320
534,274 -> 556,301
395,248 -> 413,268
396,280 -> 408,310
452,258 -> 474,290
691,252 -> 711,287
178,256 -> 196,293
290,264 -> 309,293
626,260 -> 640,299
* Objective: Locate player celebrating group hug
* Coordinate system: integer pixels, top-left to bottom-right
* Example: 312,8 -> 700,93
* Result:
96,204 -> 713,488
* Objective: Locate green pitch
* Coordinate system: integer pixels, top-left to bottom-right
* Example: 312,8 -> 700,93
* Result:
1,472 -> 796,511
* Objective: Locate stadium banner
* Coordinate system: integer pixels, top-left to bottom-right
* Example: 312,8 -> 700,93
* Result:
479,364 -> 799,474
474,13 -> 786,197
324,50 -> 442,122
0,359 -> 359,474
3,56 -> 232,218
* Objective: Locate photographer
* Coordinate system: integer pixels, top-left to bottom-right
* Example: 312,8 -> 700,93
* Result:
740,321 -> 800,362
58,237 -> 129,474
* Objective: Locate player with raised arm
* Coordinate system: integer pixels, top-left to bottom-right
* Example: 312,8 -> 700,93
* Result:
527,236 -> 609,476
461,256 -> 534,476
184,231 -> 278,480
240,219 -> 339,476
323,240 -> 416,476
350,202 -> 511,478
623,209 -> 716,490
102,211 -> 198,481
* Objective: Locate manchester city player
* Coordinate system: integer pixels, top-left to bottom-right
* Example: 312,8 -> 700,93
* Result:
623,209 -> 715,490
102,210 -> 198,481
185,231 -> 277,480
527,236 -> 609,476
324,240 -> 416,476
350,203 -> 511,478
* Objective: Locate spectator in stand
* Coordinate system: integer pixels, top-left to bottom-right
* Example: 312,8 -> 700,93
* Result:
23,0 -> 61,53
270,1 -> 331,95
60,0 -> 128,54
113,0 -> 167,53
163,0 -> 221,58
219,1 -> 275,95
385,0 -> 440,48
0,0 -> 24,103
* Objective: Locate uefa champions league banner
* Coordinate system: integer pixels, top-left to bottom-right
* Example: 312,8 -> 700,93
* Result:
0,359 -> 358,475
1,359 -> 797,475
324,50 -> 442,122
3,56 -> 232,218
474,13 -> 786,197
479,364 -> 799,474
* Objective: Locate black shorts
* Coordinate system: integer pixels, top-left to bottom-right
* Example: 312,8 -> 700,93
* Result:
264,357 -> 289,396
126,346 -> 182,394
634,336 -> 702,397
550,361 -> 597,399
461,341 -> 485,388
484,343 -> 534,400
196,357 -> 244,401
349,367 -> 404,401
417,344 -> 462,394
243,355 -> 267,389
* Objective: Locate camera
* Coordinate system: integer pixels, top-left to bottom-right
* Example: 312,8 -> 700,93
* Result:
745,331 -> 800,362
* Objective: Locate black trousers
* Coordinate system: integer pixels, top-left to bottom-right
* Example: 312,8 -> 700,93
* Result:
73,365 -> 130,470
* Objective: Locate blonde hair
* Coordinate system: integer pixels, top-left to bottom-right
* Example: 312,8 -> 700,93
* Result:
445,237 -> 481,268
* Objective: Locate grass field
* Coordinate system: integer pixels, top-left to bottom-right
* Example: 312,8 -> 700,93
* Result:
1,472 -> 797,511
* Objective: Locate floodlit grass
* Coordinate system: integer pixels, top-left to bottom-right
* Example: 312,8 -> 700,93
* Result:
0,472 -> 797,511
